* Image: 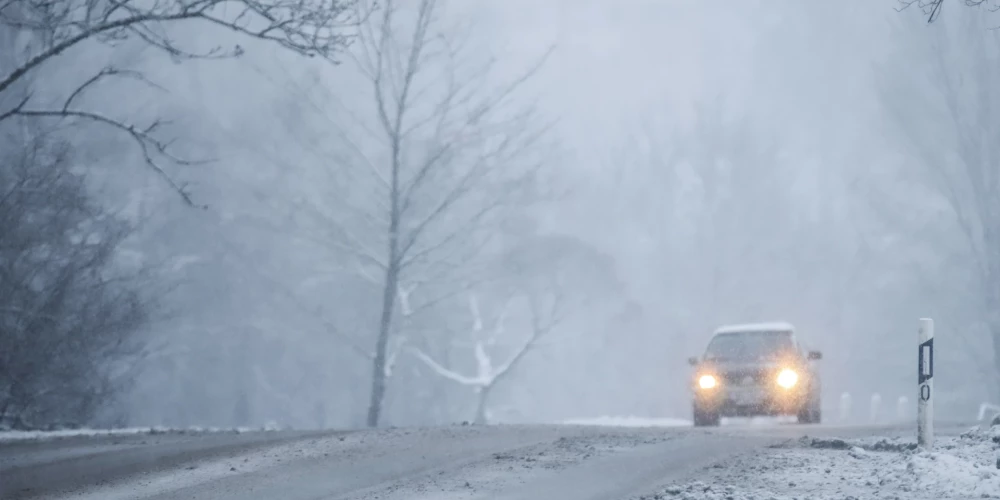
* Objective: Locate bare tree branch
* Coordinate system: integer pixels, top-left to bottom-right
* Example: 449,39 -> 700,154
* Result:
210,226 -> 376,360
0,0 -> 361,205
899,0 -> 1000,23
13,108 -> 204,207
879,7 -> 1000,397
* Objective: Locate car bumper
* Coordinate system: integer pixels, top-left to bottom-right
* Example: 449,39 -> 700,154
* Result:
694,386 -> 808,416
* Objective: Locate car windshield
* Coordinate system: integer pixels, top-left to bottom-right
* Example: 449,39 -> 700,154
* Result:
703,331 -> 795,361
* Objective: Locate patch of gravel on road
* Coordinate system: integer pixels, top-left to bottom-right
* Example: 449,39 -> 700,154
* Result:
631,426 -> 1000,500
768,435 -> 920,453
545,430 -> 674,463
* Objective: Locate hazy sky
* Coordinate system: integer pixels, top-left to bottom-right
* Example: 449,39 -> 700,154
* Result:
473,1 -> 716,153
471,1 -> 899,173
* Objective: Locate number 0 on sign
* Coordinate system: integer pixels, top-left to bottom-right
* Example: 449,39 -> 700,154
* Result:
920,383 -> 930,401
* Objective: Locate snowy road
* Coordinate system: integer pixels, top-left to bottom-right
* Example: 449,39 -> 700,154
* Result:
0,421 -> 979,500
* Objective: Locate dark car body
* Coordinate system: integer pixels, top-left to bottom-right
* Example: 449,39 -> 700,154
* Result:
687,322 -> 822,426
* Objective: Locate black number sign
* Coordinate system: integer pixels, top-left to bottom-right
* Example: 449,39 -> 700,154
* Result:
918,338 -> 934,385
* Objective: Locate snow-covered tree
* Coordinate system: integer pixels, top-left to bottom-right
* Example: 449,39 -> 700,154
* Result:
412,232 -> 621,424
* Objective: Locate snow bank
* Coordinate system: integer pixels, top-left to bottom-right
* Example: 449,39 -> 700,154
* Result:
560,415 -> 799,428
561,416 -> 692,428
0,425 -> 268,443
636,427 -> 1000,499
722,415 -> 798,426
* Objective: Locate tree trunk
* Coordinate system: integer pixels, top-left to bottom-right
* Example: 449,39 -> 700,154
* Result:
233,334 -> 252,427
474,384 -> 493,425
233,391 -> 250,427
988,324 -> 1000,404
979,266 -> 1000,404
429,345 -> 454,424
313,400 -> 327,429
366,260 -> 400,428
366,123 -> 402,427
987,285 -> 1000,403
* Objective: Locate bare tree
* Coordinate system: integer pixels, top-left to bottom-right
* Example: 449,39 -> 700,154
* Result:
411,233 -> 620,425
0,129 -> 148,429
0,0 -> 360,205
877,9 -> 1000,399
900,0 -> 999,23
353,0 -> 548,427
260,0 -> 551,427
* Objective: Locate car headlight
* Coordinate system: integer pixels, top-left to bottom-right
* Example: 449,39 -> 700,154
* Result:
776,368 -> 798,389
698,374 -> 718,389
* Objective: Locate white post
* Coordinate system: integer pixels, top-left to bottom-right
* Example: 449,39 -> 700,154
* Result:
918,318 -> 934,448
870,393 -> 882,424
839,392 -> 852,422
896,396 -> 909,422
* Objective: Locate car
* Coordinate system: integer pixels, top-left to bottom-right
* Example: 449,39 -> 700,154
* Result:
687,322 -> 822,427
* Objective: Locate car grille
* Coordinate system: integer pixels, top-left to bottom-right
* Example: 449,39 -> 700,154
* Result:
721,368 -> 773,386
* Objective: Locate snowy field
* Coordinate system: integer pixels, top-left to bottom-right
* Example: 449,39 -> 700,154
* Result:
636,425 -> 1000,500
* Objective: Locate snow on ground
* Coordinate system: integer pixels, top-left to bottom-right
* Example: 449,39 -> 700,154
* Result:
0,425 -> 282,443
636,426 -> 1000,500
562,416 -> 693,427
720,415 -> 799,426
561,415 -> 799,428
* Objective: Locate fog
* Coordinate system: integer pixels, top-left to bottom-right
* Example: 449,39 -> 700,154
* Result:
2,0 -> 998,431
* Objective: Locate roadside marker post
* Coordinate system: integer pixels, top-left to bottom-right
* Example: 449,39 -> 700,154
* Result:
896,396 -> 909,422
868,392 -> 882,425
918,318 -> 934,448
839,392 -> 852,422
870,393 -> 882,424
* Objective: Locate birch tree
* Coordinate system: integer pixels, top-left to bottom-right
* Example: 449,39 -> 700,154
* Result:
412,233 -> 620,424
411,293 -> 550,425
0,0 -> 359,205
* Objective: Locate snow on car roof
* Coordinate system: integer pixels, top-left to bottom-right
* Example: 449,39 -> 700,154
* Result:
713,321 -> 795,335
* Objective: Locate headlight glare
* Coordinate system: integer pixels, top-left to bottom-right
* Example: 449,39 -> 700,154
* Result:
776,368 -> 798,389
698,374 -> 717,389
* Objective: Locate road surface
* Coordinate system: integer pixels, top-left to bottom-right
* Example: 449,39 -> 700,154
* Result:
0,420 -> 974,500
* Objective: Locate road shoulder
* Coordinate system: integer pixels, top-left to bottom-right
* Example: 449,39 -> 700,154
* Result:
634,425 -> 1000,500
